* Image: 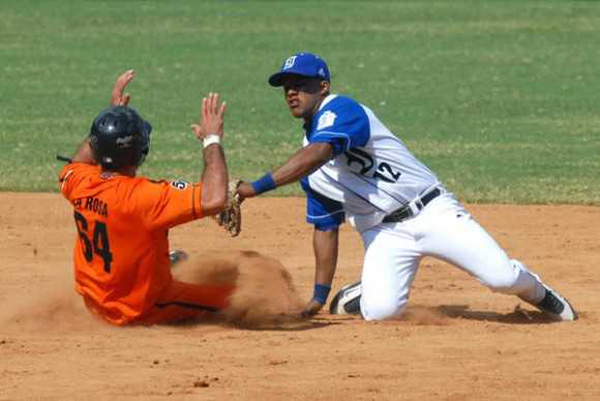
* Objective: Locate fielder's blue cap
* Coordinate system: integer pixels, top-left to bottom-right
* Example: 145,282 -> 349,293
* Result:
268,52 -> 331,87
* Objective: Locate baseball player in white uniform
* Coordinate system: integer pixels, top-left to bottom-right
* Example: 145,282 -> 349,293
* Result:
237,52 -> 577,322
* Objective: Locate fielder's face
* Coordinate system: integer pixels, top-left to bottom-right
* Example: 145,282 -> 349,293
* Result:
282,75 -> 330,120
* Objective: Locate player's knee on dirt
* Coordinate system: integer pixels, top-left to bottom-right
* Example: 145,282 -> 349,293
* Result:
361,292 -> 409,321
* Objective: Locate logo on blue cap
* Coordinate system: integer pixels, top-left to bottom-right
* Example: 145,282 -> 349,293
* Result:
283,56 -> 297,70
269,52 -> 330,87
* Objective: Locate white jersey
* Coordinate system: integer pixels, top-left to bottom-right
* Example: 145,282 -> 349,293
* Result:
301,94 -> 441,232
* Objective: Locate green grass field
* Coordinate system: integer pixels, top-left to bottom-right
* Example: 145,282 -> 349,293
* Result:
1,0 -> 599,204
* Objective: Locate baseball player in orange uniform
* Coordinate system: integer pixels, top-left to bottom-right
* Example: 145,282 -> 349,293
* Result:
59,70 -> 232,325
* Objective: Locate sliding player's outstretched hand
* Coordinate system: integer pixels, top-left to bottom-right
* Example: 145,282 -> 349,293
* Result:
110,69 -> 135,106
191,92 -> 227,141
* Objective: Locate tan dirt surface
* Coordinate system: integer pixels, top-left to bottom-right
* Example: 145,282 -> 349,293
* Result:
1,192 -> 599,400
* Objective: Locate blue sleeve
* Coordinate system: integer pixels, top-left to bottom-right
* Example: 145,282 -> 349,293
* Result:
309,97 -> 370,157
301,178 -> 345,231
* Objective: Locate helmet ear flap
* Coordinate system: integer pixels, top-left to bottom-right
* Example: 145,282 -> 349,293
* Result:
135,128 -> 151,167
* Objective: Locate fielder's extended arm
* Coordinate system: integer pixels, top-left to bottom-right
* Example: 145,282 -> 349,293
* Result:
237,142 -> 333,199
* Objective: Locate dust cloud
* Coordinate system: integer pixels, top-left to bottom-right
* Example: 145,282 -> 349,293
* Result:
0,269 -> 104,333
176,250 -> 304,327
1,250 -> 304,332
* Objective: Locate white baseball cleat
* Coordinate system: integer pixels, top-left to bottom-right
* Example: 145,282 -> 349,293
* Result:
533,283 -> 578,321
329,281 -> 362,315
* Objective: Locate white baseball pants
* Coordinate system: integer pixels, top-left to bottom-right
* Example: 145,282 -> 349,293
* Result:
359,192 -> 546,321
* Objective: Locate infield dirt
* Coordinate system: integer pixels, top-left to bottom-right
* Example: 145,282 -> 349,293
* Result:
1,193 -> 599,400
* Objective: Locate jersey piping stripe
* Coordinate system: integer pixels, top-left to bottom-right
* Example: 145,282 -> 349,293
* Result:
60,169 -> 74,191
155,301 -> 219,313
312,131 -> 353,152
307,209 -> 345,220
192,184 -> 198,219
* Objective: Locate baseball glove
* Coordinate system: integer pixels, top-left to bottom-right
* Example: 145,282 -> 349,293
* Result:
214,179 -> 242,237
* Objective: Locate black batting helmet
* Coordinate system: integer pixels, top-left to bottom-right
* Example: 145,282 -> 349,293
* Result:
89,105 -> 152,170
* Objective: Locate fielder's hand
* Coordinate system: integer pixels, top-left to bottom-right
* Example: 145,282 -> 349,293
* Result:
236,181 -> 256,201
301,299 -> 325,317
213,178 -> 243,237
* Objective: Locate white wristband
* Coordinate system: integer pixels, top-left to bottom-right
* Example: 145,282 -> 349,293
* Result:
203,134 -> 221,148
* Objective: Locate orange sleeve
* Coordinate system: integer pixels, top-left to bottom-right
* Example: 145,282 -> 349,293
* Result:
131,179 -> 204,230
59,163 -> 100,201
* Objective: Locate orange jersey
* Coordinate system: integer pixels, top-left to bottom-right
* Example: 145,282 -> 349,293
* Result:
59,163 -> 204,325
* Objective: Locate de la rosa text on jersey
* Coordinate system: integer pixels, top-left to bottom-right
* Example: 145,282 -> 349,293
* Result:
72,197 -> 108,217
